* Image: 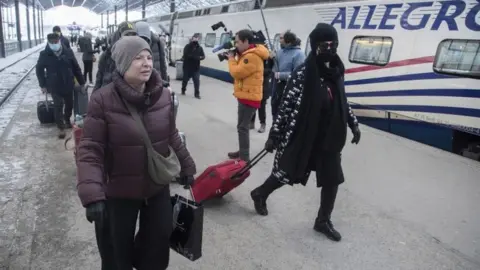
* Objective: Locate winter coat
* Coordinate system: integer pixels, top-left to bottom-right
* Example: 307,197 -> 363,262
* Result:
36,45 -> 85,96
60,35 -> 71,49
93,30 -> 123,91
228,45 -> 270,102
76,69 -> 197,206
81,35 -> 95,61
149,32 -> 168,81
273,45 -> 305,81
182,42 -> 205,72
268,64 -> 358,187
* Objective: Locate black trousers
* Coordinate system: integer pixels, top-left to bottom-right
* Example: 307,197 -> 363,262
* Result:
181,70 -> 200,96
251,96 -> 268,125
51,91 -> 73,129
83,60 -> 93,83
104,187 -> 173,270
94,220 -> 115,270
256,173 -> 339,221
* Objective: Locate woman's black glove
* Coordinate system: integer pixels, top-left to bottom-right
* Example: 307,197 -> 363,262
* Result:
351,125 -> 361,144
179,175 -> 195,189
265,138 -> 276,153
86,201 -> 107,225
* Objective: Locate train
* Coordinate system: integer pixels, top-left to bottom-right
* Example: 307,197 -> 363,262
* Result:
143,0 -> 480,160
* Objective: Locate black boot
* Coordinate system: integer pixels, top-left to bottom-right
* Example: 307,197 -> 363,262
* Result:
314,185 -> 341,241
250,188 -> 268,216
314,218 -> 341,242
250,175 -> 284,216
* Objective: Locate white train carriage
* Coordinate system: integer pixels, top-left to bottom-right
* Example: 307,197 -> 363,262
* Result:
146,0 -> 480,159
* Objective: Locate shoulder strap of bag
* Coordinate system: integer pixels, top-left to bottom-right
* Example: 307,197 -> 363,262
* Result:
121,97 -> 156,150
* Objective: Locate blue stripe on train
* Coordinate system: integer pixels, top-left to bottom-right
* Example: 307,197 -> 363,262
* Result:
344,72 -> 454,86
350,104 -> 480,118
356,114 -> 454,152
347,89 -> 480,98
199,66 -> 233,83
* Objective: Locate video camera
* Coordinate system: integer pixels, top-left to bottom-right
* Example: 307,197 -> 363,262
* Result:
210,21 -> 267,62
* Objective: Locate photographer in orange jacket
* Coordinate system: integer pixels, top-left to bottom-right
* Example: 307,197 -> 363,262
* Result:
226,29 -> 269,161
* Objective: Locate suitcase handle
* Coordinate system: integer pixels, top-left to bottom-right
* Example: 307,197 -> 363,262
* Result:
231,149 -> 268,179
45,93 -> 50,110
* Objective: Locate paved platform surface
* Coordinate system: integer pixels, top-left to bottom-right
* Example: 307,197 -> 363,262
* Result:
0,52 -> 479,270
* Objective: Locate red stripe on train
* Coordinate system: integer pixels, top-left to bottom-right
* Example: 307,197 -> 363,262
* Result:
345,56 -> 435,74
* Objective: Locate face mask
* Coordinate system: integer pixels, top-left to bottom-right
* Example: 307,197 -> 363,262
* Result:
315,41 -> 338,62
48,43 -> 61,51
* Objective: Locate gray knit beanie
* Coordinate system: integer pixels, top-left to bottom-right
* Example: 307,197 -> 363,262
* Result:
111,36 -> 152,76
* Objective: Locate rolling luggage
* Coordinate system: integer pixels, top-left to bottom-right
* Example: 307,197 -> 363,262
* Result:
175,60 -> 183,80
191,150 -> 267,203
73,84 -> 89,116
37,93 -> 55,124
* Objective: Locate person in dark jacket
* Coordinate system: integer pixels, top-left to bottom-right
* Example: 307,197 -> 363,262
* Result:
52,26 -> 70,49
181,34 -> 205,99
135,21 -> 169,82
76,36 -> 196,269
80,32 -> 97,85
36,33 -> 85,139
250,55 -> 274,133
94,21 -> 137,91
250,23 -> 361,242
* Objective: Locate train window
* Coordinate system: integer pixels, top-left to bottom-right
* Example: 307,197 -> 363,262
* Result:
433,39 -> 480,79
349,36 -> 393,66
220,32 -> 232,46
204,33 -> 216,47
273,33 -> 281,51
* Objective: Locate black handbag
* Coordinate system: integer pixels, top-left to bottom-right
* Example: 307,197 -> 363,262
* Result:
170,190 -> 203,261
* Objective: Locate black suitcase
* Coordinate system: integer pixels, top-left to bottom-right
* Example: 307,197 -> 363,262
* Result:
73,84 -> 89,116
37,93 -> 55,124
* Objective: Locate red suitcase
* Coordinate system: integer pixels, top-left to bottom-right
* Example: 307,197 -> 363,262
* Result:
191,150 -> 267,203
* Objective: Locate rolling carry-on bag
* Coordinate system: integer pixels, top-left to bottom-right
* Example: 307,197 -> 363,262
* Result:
37,93 -> 55,124
191,149 -> 267,203
175,60 -> 183,80
73,84 -> 89,116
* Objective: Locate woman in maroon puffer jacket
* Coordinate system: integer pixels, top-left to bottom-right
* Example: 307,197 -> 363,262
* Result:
76,36 -> 196,269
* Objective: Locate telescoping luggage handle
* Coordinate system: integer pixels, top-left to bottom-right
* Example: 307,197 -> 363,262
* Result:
45,93 -> 50,110
230,148 -> 268,180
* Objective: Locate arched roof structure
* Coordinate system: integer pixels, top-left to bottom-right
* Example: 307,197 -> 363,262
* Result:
15,0 -> 231,15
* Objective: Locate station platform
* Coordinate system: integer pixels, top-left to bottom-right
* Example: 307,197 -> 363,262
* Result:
1,51 -> 479,270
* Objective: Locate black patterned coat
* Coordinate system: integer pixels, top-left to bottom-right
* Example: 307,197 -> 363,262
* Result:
268,65 -> 358,186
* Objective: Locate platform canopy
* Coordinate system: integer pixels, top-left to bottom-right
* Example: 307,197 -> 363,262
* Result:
7,0 -> 232,15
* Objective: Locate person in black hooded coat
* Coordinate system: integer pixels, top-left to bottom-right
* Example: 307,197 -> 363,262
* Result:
250,23 -> 361,242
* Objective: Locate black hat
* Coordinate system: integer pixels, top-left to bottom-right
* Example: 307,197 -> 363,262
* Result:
52,26 -> 61,33
117,21 -> 136,36
47,33 -> 60,41
309,23 -> 338,52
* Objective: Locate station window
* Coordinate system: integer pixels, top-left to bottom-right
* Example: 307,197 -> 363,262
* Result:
204,33 -> 216,47
220,32 -> 232,46
273,33 -> 281,51
349,36 -> 393,66
433,39 -> 480,79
